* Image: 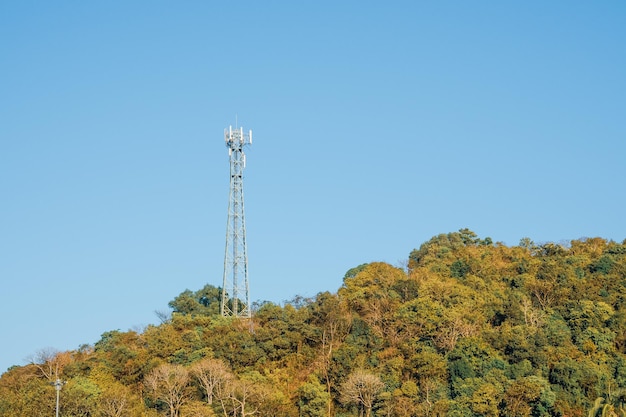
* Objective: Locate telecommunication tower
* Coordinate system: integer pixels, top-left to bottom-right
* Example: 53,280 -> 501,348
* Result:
221,125 -> 252,318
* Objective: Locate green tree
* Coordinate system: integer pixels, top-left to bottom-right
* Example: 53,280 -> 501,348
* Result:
94,330 -> 151,385
503,376 -> 554,417
169,284 -> 222,316
0,365 -> 54,417
298,375 -> 330,417
62,377 -> 100,417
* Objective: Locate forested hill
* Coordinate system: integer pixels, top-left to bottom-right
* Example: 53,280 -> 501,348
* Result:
2,229 -> 626,417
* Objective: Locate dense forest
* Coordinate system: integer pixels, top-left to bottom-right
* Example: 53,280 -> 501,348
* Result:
2,229 -> 626,417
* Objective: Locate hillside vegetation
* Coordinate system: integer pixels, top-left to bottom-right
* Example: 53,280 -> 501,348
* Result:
2,229 -> 626,417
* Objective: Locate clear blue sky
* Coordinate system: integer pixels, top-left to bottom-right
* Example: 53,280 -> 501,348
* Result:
1,1 -> 624,374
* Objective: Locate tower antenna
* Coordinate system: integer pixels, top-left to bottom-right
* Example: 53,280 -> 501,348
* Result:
221,123 -> 252,318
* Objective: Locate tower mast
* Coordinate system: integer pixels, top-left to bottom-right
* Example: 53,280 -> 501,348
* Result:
221,125 -> 252,318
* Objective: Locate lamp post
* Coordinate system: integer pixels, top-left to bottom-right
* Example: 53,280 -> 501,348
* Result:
52,378 -> 64,417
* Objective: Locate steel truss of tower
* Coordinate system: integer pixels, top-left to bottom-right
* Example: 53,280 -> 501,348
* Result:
221,125 -> 252,318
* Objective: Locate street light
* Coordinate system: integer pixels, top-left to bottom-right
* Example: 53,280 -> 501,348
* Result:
52,378 -> 65,417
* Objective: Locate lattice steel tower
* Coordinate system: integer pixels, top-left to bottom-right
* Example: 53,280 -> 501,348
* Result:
221,125 -> 252,318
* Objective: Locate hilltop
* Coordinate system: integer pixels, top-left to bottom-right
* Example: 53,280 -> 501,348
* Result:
2,229 -> 626,417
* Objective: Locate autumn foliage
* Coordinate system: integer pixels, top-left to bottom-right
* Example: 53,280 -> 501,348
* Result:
2,229 -> 626,416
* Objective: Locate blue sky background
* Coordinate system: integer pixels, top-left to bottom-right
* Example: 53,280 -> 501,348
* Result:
1,1 -> 624,374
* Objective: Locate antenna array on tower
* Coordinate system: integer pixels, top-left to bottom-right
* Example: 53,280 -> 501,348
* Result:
221,125 -> 252,318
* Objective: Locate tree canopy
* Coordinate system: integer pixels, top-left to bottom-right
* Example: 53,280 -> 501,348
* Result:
2,230 -> 626,416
